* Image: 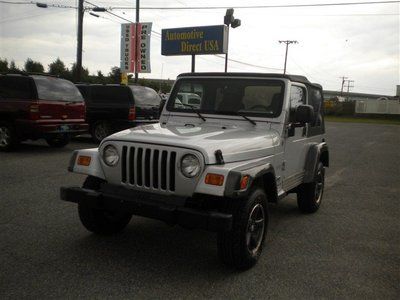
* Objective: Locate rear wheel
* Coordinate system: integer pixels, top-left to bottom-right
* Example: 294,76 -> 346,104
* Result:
46,134 -> 69,148
297,162 -> 325,213
91,121 -> 111,143
78,176 -> 132,235
0,122 -> 19,152
217,188 -> 268,270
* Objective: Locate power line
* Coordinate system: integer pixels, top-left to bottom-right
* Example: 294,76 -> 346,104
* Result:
109,1 -> 400,10
215,55 -> 283,71
85,0 -> 162,36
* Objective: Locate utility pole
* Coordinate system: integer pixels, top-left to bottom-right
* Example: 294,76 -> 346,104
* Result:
279,40 -> 298,74
76,0 -> 84,82
345,80 -> 354,101
134,0 -> 140,83
340,76 -> 348,96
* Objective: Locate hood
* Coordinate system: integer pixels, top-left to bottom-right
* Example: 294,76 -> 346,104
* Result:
105,123 -> 281,164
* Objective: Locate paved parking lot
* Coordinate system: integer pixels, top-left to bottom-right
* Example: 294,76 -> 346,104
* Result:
0,122 -> 399,299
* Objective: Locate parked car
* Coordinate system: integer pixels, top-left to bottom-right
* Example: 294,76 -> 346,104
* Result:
61,72 -> 329,270
177,92 -> 201,108
76,84 -> 161,143
0,73 -> 88,151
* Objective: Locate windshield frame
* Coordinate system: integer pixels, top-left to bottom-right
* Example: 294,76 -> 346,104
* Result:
166,77 -> 286,119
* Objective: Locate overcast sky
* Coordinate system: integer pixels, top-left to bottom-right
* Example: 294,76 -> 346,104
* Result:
0,0 -> 399,95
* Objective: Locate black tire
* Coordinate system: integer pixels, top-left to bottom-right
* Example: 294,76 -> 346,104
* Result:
0,122 -> 19,152
91,121 -> 111,143
46,134 -> 70,148
217,188 -> 268,270
78,176 -> 132,235
297,162 -> 325,213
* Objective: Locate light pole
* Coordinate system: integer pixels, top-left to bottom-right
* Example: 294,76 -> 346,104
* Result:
224,8 -> 241,73
279,40 -> 298,74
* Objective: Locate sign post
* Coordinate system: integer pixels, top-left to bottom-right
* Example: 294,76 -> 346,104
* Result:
161,25 -> 228,72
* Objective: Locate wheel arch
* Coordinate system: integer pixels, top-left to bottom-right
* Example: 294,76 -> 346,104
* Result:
304,142 -> 329,183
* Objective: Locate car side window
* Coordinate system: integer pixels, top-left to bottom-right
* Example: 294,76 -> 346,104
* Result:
0,76 -> 33,100
308,87 -> 323,127
289,85 -> 305,122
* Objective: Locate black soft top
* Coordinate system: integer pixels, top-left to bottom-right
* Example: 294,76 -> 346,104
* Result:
178,72 -> 322,89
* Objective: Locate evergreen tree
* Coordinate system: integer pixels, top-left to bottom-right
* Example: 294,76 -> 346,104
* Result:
108,66 -> 121,84
24,58 -> 44,73
48,58 -> 67,77
0,59 -> 8,72
9,60 -> 20,73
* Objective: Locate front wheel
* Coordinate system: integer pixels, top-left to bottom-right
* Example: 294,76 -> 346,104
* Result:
0,122 -> 19,152
297,162 -> 325,213
78,176 -> 132,235
46,134 -> 70,148
217,188 -> 268,270
91,121 -> 111,143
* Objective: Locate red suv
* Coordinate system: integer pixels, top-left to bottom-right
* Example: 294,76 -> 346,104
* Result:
0,73 -> 88,151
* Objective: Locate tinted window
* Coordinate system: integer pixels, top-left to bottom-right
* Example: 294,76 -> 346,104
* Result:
33,76 -> 83,101
168,78 -> 284,118
76,85 -> 89,99
91,86 -> 131,104
0,76 -> 33,99
130,86 -> 161,106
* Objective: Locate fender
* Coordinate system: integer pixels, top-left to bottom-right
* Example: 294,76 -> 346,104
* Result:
303,142 -> 329,183
224,159 -> 277,201
68,148 -> 106,179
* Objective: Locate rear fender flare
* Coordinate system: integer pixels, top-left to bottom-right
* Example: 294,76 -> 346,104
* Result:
304,142 -> 329,183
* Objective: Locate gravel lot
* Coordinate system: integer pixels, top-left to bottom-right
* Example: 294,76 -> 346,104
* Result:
0,122 -> 399,299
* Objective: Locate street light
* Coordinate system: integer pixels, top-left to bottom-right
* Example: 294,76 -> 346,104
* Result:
224,8 -> 241,72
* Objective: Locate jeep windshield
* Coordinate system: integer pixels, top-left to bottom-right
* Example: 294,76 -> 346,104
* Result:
167,78 -> 284,118
32,76 -> 84,102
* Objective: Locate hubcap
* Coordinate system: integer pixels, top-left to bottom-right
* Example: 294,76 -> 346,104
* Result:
0,127 -> 11,147
315,168 -> 324,204
95,123 -> 107,141
246,203 -> 265,254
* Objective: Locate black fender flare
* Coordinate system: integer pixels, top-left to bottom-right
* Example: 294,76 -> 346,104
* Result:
224,162 -> 278,202
303,142 -> 329,183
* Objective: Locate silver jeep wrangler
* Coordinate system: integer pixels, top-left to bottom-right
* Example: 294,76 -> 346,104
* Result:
61,72 -> 329,270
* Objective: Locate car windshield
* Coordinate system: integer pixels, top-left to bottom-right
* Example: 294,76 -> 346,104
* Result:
167,78 -> 285,118
32,76 -> 83,102
129,86 -> 161,106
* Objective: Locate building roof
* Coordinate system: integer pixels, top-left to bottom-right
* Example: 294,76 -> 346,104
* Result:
324,90 -> 393,99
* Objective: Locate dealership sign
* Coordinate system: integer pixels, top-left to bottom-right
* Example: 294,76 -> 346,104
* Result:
161,25 -> 228,56
120,22 -> 152,73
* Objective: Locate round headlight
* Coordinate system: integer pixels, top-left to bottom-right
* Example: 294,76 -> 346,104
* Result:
103,145 -> 119,167
181,154 -> 201,178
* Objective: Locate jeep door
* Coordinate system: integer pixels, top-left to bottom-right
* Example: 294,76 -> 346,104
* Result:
283,84 -> 309,191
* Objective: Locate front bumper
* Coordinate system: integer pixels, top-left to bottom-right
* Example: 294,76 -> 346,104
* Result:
60,184 -> 232,232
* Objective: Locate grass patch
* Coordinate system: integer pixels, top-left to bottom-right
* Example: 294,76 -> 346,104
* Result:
325,115 -> 400,125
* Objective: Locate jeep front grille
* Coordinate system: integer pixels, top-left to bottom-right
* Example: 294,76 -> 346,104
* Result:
121,146 -> 177,192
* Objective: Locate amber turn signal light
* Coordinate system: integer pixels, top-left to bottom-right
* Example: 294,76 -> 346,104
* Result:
240,175 -> 250,190
205,173 -> 224,186
77,155 -> 91,166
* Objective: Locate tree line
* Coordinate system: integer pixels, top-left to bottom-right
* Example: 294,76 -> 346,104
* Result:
0,57 -> 173,93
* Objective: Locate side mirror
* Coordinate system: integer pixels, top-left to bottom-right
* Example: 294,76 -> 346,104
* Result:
295,104 -> 314,124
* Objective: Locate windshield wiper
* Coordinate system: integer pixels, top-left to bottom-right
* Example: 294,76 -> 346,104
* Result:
180,103 -> 206,121
237,112 -> 256,125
